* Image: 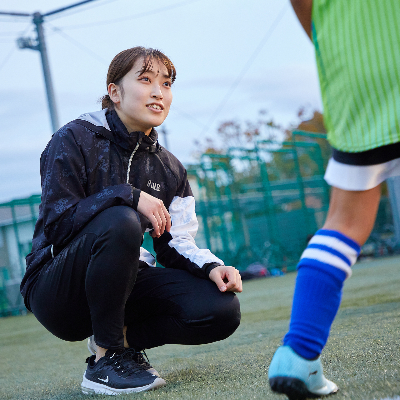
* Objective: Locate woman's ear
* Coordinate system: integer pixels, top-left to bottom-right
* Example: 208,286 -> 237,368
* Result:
108,83 -> 120,105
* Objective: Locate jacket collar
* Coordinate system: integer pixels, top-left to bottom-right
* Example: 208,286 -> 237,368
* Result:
106,109 -> 144,151
76,109 -> 160,153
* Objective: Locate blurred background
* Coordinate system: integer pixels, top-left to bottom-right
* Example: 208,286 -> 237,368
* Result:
1,0 -> 399,316
0,0 -> 321,201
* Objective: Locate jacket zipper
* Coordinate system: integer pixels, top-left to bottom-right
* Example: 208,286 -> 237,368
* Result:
126,142 -> 140,184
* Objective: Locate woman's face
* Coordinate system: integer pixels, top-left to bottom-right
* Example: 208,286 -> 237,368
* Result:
108,57 -> 173,135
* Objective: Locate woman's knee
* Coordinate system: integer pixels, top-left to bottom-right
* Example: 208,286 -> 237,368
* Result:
189,292 -> 241,342
94,206 -> 143,249
175,293 -> 240,345
213,293 -> 241,338
84,206 -> 143,277
101,206 -> 141,234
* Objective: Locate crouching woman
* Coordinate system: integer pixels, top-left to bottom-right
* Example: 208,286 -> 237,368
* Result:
20,46 -> 242,396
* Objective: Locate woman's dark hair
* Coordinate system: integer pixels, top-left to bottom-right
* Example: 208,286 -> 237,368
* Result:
101,46 -> 176,110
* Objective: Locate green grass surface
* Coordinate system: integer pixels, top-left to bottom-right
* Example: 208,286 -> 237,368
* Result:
0,256 -> 399,400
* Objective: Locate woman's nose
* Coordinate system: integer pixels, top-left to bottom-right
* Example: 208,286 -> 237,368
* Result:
151,84 -> 163,99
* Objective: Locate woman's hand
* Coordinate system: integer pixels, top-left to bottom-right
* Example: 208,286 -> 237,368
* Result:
209,265 -> 243,293
137,191 -> 171,238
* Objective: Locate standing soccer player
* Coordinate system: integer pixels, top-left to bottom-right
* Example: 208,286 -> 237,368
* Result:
268,1 -> 400,398
20,47 -> 242,396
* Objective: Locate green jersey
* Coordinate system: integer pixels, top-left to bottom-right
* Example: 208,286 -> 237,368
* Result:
312,0 -> 400,152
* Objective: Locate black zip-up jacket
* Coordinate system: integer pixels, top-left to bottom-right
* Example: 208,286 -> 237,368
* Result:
20,109 -> 223,309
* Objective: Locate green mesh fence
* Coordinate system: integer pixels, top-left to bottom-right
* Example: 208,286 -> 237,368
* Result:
185,131 -> 331,272
185,131 -> 398,272
0,195 -> 40,316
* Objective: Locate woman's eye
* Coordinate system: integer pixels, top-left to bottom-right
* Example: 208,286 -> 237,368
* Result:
140,77 -> 150,82
164,81 -> 172,87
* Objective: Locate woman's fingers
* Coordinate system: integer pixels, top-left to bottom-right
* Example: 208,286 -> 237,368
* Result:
162,203 -> 172,232
225,268 -> 242,292
209,266 -> 243,293
137,191 -> 171,237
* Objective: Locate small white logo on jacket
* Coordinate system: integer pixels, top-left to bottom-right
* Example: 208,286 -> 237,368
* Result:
147,179 -> 161,191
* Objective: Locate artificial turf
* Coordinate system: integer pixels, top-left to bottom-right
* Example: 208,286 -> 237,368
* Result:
0,256 -> 399,400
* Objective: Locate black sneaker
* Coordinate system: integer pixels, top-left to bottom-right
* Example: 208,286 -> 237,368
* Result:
87,336 -> 161,378
81,349 -> 166,395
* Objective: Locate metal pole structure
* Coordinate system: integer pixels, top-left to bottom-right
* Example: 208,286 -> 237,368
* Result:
1,0 -> 98,134
33,12 -> 60,133
43,0 -> 97,17
0,11 -> 30,17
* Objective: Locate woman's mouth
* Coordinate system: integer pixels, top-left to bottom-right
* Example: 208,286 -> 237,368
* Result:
147,103 -> 163,111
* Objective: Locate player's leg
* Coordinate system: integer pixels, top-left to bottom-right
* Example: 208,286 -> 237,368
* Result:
269,185 -> 381,398
323,185 -> 381,244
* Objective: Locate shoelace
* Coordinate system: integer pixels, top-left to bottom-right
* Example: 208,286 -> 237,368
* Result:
104,350 -> 144,378
126,348 -> 152,370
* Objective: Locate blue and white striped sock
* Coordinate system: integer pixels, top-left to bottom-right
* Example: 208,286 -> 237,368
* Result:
283,229 -> 360,359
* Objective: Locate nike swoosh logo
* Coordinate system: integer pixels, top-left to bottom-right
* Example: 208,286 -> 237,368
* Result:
309,370 -> 318,377
98,376 -> 109,383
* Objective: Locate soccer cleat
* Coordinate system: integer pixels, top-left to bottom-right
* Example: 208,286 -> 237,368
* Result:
268,346 -> 338,399
81,349 -> 166,395
87,336 -> 160,377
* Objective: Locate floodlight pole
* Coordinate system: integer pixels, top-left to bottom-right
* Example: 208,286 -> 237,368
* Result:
33,12 -> 60,132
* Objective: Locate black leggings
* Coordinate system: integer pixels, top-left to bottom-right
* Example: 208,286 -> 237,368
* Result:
29,206 -> 241,350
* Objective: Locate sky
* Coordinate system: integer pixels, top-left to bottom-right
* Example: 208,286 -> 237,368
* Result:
0,0 -> 322,203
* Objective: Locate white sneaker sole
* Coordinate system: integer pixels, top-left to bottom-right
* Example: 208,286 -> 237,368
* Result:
81,374 -> 166,395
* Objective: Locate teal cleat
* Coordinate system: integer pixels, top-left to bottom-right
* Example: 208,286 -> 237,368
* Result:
268,346 -> 338,399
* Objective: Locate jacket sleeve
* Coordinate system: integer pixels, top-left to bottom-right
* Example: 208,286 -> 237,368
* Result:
152,171 -> 224,278
41,127 -> 140,248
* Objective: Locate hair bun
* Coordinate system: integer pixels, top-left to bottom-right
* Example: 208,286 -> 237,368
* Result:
101,94 -> 113,110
